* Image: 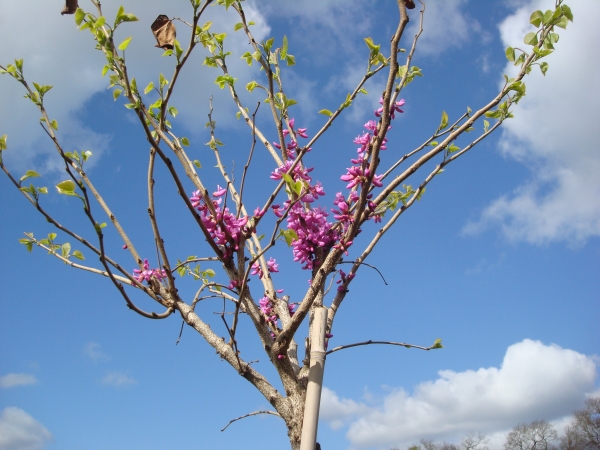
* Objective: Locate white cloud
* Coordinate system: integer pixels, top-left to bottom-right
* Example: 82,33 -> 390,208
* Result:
320,339 -> 597,449
83,342 -> 110,363
101,371 -> 137,387
0,0 -> 269,173
0,374 -> 38,389
463,0 -> 600,245
406,0 -> 478,56
0,407 -> 52,450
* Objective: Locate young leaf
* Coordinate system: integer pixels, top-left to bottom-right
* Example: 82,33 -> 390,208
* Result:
524,32 -> 538,46
281,35 -> 289,59
505,46 -> 515,62
193,160 -> 202,168
529,10 -> 544,27
319,109 -> 333,117
181,137 -> 190,146
72,250 -> 85,260
56,180 -> 76,194
118,37 -> 133,51
438,110 -> 448,130
74,8 -> 85,25
20,170 -> 41,182
144,81 -> 154,94
234,22 -> 244,31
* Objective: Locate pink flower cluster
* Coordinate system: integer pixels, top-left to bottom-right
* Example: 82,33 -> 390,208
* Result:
259,295 -> 295,327
335,269 -> 355,292
190,186 -> 263,258
133,259 -> 167,283
251,257 -> 279,279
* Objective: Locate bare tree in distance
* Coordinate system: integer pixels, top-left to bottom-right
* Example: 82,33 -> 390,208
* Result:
560,397 -> 600,450
504,420 -> 559,450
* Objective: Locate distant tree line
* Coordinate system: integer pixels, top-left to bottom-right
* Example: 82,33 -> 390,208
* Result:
391,397 -> 600,450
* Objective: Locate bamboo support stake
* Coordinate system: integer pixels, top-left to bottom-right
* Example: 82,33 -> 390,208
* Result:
300,306 -> 327,450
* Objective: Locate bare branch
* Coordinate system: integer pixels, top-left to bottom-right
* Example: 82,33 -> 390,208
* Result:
221,410 -> 281,432
326,339 -> 439,356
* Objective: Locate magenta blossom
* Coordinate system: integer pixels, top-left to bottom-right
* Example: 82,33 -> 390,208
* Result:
133,259 -> 167,283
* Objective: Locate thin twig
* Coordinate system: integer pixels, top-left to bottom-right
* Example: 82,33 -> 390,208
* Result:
326,339 -> 440,356
221,410 -> 281,432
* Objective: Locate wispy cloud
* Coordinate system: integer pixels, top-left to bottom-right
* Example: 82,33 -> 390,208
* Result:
0,407 -> 52,450
101,371 -> 137,387
83,342 -> 110,363
463,0 -> 600,245
321,340 -> 597,449
0,373 -> 38,389
406,0 -> 479,57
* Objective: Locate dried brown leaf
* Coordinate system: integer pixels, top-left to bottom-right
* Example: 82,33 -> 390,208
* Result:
151,15 -> 176,50
61,0 -> 78,15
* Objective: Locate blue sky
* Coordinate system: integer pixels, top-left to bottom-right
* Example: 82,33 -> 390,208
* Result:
0,1 -> 598,449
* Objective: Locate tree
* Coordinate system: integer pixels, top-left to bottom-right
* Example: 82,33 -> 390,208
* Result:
504,420 -> 559,450
560,397 -> 600,450
0,0 -> 575,449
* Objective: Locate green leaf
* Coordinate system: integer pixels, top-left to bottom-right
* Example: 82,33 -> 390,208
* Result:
0,134 -> 6,151
193,160 -> 202,168
555,16 -> 568,29
62,242 -> 71,258
159,73 -> 168,89
101,65 -> 109,77
540,61 -> 549,75
37,187 -> 48,194
285,54 -> 295,66
181,137 -> 190,146
280,229 -> 298,246
432,338 -> 444,349
319,109 -> 333,117
281,35 -> 289,59
50,120 -> 59,131
234,22 -> 244,31
173,39 -> 184,59
72,250 -> 85,260
48,233 -> 57,241
144,81 -> 154,95
529,10 -> 544,27
56,180 -> 76,195
524,32 -> 538,46
113,89 -> 122,101
119,13 -> 138,23
168,106 -> 178,117
118,37 -> 133,51
20,170 -> 40,182
438,110 -> 448,130
505,46 -> 515,62
364,37 -> 380,55
561,4 -> 573,22
75,8 -> 86,26
264,37 -> 274,53
246,81 -> 258,92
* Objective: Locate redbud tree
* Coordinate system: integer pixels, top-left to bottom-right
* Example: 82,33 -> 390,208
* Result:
0,0 -> 573,448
